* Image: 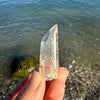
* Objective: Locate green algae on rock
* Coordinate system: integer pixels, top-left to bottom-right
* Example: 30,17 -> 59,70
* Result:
11,56 -> 39,81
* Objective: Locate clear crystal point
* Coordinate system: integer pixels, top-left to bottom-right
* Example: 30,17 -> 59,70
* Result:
39,24 -> 59,81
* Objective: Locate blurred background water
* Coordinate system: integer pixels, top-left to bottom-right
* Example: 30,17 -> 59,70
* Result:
0,0 -> 100,98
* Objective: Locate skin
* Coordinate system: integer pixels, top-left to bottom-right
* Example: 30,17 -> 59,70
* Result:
5,66 -> 68,100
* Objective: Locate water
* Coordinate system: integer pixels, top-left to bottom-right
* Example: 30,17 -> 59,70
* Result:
0,0 -> 100,98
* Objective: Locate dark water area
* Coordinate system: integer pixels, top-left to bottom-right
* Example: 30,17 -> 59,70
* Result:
0,0 -> 100,99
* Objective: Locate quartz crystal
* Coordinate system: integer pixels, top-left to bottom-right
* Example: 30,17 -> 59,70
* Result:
39,24 -> 59,81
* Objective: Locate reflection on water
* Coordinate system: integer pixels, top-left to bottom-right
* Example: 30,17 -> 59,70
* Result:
0,0 -> 100,99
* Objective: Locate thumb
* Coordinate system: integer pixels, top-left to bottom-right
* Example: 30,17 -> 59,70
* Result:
15,71 -> 45,100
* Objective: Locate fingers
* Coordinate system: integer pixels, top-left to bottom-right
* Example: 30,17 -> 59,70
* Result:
15,71 -> 45,100
44,80 -> 65,100
44,67 -> 68,100
58,67 -> 68,83
5,66 -> 39,100
5,72 -> 32,100
46,67 -> 68,90
5,66 -> 68,100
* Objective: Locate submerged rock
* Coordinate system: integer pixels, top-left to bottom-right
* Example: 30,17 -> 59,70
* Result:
11,56 -> 39,81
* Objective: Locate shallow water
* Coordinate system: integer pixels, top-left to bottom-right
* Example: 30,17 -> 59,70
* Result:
0,0 -> 100,95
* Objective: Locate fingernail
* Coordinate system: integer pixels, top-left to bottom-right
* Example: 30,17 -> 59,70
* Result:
31,71 -> 41,90
58,67 -> 68,83
62,71 -> 68,82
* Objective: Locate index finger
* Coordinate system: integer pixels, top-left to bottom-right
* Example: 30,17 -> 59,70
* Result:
5,66 -> 39,100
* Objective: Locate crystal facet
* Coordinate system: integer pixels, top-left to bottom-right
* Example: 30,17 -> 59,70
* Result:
39,24 -> 59,81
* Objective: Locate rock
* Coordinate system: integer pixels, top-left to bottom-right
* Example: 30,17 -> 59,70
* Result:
11,56 -> 39,81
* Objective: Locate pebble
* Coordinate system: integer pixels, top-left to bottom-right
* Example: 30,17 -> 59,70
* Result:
98,52 -> 100,55
76,97 -> 83,100
12,82 -> 15,85
72,60 -> 76,64
96,38 -> 99,40
2,95 -> 5,98
69,64 -> 73,69
63,97 -> 68,100
0,74 -> 2,77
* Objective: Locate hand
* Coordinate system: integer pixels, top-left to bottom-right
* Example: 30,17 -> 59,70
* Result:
5,66 -> 68,100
